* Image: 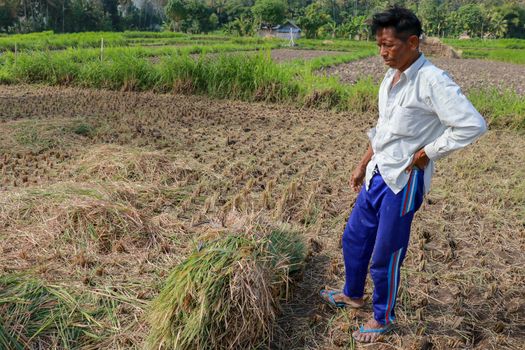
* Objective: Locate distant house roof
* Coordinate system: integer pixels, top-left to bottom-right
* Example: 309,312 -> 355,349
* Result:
272,20 -> 301,33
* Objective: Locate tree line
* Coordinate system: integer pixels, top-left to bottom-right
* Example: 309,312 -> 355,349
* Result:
1,0 -> 525,39
0,0 -> 165,32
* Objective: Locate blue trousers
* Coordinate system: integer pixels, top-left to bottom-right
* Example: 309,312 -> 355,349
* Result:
342,168 -> 424,325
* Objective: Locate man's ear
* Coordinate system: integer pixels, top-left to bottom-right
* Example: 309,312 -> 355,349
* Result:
408,35 -> 419,50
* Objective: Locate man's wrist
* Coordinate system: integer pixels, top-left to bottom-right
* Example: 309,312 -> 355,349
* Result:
358,160 -> 369,171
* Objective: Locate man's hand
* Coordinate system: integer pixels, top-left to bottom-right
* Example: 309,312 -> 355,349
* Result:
350,165 -> 366,192
406,148 -> 430,173
351,144 -> 373,193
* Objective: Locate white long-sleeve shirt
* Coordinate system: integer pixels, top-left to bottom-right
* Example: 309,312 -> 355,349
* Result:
365,54 -> 487,194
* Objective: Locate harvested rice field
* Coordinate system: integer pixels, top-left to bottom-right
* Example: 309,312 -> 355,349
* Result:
320,55 -> 525,95
162,48 -> 349,64
0,78 -> 523,349
267,49 -> 349,62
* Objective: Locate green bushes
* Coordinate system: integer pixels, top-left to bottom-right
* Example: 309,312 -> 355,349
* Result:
202,53 -> 300,101
3,49 -> 301,102
9,50 -> 80,84
155,53 -> 300,101
78,53 -> 155,91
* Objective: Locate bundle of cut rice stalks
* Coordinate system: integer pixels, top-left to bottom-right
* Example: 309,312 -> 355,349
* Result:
147,229 -> 306,350
0,274 -> 113,349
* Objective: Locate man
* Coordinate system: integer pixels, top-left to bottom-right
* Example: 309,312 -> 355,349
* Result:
319,6 -> 487,343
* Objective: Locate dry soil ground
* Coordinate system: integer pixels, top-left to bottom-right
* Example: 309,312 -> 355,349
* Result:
0,81 -> 523,349
320,55 -> 525,95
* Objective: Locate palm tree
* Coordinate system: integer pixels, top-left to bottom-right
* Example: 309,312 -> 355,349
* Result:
488,10 -> 508,38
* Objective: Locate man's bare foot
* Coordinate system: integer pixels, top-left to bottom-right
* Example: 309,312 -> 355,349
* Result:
319,289 -> 365,308
352,318 -> 392,343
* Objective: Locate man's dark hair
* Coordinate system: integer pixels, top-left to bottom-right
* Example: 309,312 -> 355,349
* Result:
371,5 -> 422,40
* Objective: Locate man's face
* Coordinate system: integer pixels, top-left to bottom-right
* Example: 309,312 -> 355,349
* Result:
375,27 -> 418,71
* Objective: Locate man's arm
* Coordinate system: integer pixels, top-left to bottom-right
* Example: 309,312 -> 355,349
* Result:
421,73 -> 487,162
351,143 -> 373,192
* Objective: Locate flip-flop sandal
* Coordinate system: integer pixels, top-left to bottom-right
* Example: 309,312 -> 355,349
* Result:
319,290 -> 349,308
353,324 -> 393,343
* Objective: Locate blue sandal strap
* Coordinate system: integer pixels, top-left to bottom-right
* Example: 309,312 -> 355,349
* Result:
328,292 -> 345,307
359,325 -> 391,334
320,290 -> 346,307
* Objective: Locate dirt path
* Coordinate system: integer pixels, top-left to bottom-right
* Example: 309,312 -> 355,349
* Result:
320,55 -> 525,94
0,85 -> 523,349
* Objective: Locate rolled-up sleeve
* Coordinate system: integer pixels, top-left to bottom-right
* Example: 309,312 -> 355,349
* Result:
423,73 -> 487,161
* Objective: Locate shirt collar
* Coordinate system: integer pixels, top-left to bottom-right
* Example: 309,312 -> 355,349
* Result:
401,53 -> 426,81
383,53 -> 427,82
